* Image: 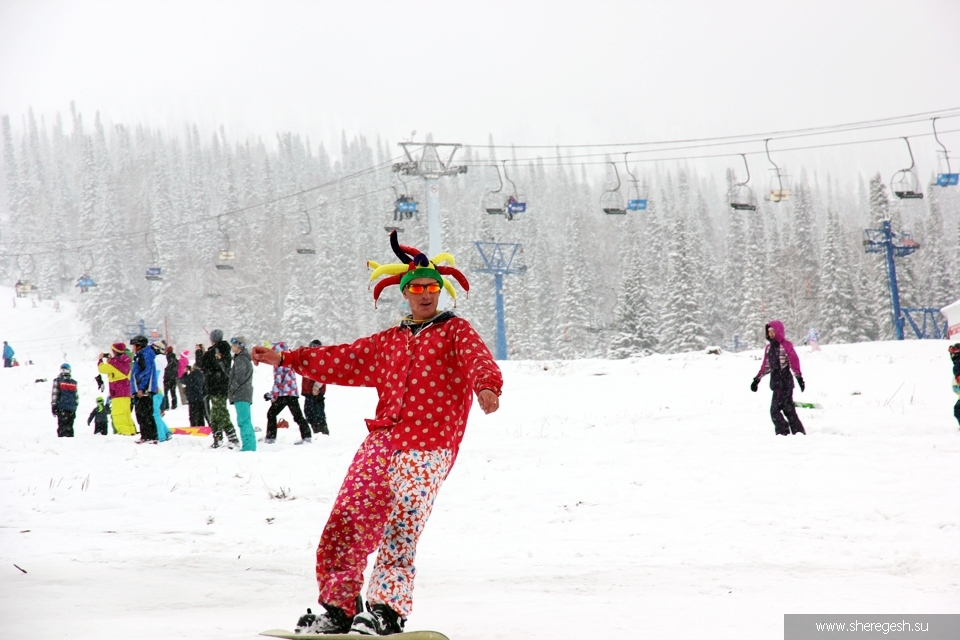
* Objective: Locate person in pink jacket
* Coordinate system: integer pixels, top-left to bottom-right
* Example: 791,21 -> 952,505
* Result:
177,349 -> 190,406
751,320 -> 806,435
252,231 -> 501,636
96,342 -> 138,436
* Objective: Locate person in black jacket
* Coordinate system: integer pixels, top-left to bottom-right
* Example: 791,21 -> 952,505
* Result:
163,345 -> 179,411
201,329 -> 239,448
182,365 -> 207,427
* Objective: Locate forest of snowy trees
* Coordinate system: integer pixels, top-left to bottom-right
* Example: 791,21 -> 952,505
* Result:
1,105 -> 958,358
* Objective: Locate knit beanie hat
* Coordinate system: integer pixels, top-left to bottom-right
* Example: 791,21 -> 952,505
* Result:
112,342 -> 126,353
230,336 -> 247,349
210,329 -> 224,343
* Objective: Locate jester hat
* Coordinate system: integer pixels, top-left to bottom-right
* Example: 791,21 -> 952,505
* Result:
366,230 -> 469,307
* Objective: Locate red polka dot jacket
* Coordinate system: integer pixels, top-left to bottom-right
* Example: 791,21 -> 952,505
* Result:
285,313 -> 502,455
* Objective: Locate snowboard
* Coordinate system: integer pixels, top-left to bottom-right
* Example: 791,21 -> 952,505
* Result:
260,630 -> 448,640
169,426 -> 212,436
793,401 -> 822,410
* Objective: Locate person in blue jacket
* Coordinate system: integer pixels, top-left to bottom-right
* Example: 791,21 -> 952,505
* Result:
2,341 -> 14,367
51,363 -> 78,437
130,335 -> 159,443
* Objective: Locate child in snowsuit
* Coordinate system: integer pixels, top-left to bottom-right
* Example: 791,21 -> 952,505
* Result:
302,339 -> 328,435
87,396 -> 110,435
950,343 -> 960,428
751,320 -> 806,435
263,341 -> 311,444
182,366 -> 207,427
51,363 -> 79,437
251,231 -> 502,636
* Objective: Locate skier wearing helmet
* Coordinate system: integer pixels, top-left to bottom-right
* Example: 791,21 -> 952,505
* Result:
130,335 -> 159,443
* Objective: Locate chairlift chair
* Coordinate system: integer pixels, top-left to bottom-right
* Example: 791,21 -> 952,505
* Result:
891,137 -> 924,199
729,154 -> 758,211
764,139 -> 791,203
296,206 -> 317,255
600,162 -> 627,215
482,164 -> 507,215
502,161 -> 527,220
933,117 -> 959,187
624,155 -> 648,211
145,233 -> 163,281
14,254 -> 38,297
393,176 -> 419,221
215,216 -> 236,270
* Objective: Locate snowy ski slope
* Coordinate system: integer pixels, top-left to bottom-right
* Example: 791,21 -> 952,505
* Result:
1,286 -> 958,640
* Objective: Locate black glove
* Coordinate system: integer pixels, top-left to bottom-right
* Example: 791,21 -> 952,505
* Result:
263,392 -> 272,402
796,375 -> 805,392
750,377 -> 759,392
95,374 -> 104,391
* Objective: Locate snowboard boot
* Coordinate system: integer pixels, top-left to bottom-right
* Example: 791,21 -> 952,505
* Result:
294,437 -> 313,445
317,422 -> 329,435
349,602 -> 404,636
295,603 -> 352,635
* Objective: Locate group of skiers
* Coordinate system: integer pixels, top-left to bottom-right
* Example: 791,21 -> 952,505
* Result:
57,330 -> 330,447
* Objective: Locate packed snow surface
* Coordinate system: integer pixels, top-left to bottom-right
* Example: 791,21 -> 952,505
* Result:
1,288 -> 958,640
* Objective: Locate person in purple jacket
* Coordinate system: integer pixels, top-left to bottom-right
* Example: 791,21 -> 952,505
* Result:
750,320 -> 806,435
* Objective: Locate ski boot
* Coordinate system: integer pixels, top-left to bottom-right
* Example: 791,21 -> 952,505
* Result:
349,602 -> 404,635
295,603 -> 352,635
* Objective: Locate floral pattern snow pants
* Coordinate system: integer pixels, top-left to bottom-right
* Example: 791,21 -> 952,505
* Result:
316,427 -> 452,619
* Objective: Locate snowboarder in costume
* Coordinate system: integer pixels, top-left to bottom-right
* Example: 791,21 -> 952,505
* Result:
228,336 -> 257,451
751,320 -> 806,435
201,329 -> 239,448
252,231 -> 501,636
263,341 -> 312,444
950,343 -> 960,428
51,363 -> 79,437
302,339 -> 329,435
87,396 -> 110,435
97,342 -> 138,435
130,335 -> 159,443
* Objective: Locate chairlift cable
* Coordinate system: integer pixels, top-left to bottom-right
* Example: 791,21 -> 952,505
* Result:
470,107 -> 960,150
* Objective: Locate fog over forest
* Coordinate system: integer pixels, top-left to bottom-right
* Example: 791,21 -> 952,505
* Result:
1,105 -> 958,357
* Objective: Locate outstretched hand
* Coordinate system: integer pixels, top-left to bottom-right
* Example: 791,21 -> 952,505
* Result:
477,389 -> 500,414
251,345 -> 280,367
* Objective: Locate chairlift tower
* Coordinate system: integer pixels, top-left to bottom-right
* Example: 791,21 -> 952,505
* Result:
862,219 -> 947,340
472,241 -> 527,360
394,142 -> 468,258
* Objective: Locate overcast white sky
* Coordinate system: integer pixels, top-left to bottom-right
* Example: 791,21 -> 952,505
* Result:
2,0 -> 959,184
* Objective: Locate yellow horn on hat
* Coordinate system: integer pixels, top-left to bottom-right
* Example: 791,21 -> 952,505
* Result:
369,263 -> 410,281
430,252 -> 456,267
